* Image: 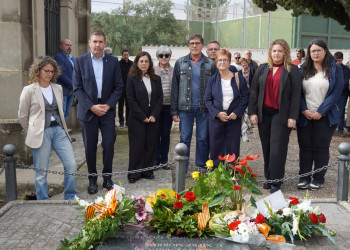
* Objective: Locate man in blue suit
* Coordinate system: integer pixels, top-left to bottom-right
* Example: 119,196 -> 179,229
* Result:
73,30 -> 123,194
55,39 -> 75,122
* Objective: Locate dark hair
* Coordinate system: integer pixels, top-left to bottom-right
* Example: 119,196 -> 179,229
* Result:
122,49 -> 129,54
303,39 -> 333,80
188,34 -> 204,44
129,51 -> 157,80
296,48 -> 305,58
207,40 -> 220,47
90,30 -> 106,41
334,51 -> 343,59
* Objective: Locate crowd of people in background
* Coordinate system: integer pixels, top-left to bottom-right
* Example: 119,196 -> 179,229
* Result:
18,29 -> 348,199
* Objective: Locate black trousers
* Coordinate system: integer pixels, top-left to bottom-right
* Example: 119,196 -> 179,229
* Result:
80,114 -> 116,181
209,118 -> 241,167
128,115 -> 159,179
258,108 -> 292,184
118,92 -> 129,125
297,116 -> 336,184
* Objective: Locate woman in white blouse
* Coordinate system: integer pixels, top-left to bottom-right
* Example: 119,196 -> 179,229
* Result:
204,49 -> 250,167
297,39 -> 343,190
126,51 -> 163,183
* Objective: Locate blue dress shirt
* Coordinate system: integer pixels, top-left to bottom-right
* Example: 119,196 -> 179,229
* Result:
91,52 -> 104,98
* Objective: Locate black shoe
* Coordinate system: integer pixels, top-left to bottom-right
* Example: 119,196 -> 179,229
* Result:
103,179 -> 114,191
128,178 -> 138,183
162,163 -> 170,170
71,137 -> 76,142
263,182 -> 271,189
154,161 -> 160,166
308,180 -> 323,190
297,180 -> 310,189
87,179 -> 98,194
142,174 -> 155,179
270,184 -> 281,194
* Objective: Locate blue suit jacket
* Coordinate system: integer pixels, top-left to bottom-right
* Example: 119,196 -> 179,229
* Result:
55,51 -> 74,95
73,53 -> 123,122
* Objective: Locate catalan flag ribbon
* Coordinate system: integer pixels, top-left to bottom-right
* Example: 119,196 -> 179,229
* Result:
84,189 -> 118,223
197,202 -> 210,230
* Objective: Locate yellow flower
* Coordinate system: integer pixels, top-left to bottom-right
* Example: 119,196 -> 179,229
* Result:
206,160 -> 214,169
192,171 -> 200,179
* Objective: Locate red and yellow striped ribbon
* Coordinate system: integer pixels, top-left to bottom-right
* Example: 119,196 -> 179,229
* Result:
85,189 -> 118,222
197,202 -> 210,229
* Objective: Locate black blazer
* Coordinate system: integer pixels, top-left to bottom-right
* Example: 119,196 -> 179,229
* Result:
126,75 -> 163,122
248,63 -> 302,125
238,68 -> 254,88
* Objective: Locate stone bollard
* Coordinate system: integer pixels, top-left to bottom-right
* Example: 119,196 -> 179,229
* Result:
337,142 -> 350,201
3,144 -> 18,202
174,143 -> 188,193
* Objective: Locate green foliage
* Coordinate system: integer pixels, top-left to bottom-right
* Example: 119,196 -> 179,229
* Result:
59,196 -> 136,250
252,0 -> 350,31
92,0 -> 187,55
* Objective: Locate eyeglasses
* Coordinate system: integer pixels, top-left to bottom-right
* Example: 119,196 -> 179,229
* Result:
235,57 -> 241,59
310,49 -> 324,54
189,42 -> 202,46
207,48 -> 219,51
218,59 -> 229,63
158,54 -> 170,58
42,69 -> 55,74
139,60 -> 150,64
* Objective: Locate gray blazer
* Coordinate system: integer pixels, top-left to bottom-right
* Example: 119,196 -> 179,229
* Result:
18,82 -> 71,148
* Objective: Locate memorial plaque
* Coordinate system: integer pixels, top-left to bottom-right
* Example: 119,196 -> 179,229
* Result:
98,226 -> 253,250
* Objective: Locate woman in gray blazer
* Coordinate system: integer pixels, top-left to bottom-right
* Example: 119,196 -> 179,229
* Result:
248,39 -> 302,193
18,56 -> 77,200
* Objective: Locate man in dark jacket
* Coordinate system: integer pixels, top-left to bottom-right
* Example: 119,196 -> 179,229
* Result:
334,51 -> 350,135
118,49 -> 133,128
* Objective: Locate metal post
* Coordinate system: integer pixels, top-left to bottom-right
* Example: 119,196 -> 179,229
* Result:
3,144 -> 18,202
337,142 -> 350,201
215,0 -> 219,41
175,143 -> 188,193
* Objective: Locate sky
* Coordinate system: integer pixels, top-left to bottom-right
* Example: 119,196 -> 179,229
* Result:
91,0 -> 189,20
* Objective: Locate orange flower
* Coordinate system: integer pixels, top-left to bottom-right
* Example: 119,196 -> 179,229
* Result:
234,185 -> 241,191
218,153 -> 236,162
236,158 -> 247,166
230,164 -> 244,175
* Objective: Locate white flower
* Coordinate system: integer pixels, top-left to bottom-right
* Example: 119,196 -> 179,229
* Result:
297,199 -> 312,212
313,205 -> 321,214
292,213 -> 299,235
75,196 -> 92,208
282,207 -> 292,216
135,212 -> 147,221
246,206 -> 259,218
95,196 -> 104,203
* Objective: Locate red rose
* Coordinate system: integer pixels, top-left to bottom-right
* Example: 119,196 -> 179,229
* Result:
289,197 -> 299,205
234,185 -> 241,191
173,201 -> 183,209
184,191 -> 196,202
160,194 -> 166,198
320,213 -> 326,223
256,214 -> 265,224
309,213 -> 319,224
175,193 -> 181,200
228,221 -> 241,231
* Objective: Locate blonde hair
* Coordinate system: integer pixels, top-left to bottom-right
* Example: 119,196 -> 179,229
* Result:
267,39 -> 292,72
239,57 -> 248,64
28,56 -> 61,84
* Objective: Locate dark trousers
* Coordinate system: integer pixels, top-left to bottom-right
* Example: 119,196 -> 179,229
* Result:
81,114 -> 116,181
118,92 -> 129,126
156,105 -> 173,164
128,115 -> 159,179
258,108 -> 291,183
297,116 -> 336,184
209,118 -> 241,167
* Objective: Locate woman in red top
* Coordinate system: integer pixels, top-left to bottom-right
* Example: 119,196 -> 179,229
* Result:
248,39 -> 302,193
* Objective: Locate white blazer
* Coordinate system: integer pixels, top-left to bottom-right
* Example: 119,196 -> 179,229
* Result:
18,82 -> 71,148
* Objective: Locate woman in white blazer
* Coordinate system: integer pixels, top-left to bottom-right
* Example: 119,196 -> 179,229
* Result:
18,56 -> 78,200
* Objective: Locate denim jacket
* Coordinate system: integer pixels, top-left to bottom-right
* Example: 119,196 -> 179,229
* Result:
171,53 -> 216,116
298,60 -> 344,126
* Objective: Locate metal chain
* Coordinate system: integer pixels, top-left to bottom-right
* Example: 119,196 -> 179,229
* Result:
15,160 -> 176,178
346,161 -> 350,172
0,162 -> 7,175
259,159 -> 339,184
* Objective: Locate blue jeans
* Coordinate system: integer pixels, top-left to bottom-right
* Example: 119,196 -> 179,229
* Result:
63,93 -> 75,121
179,108 -> 209,168
337,95 -> 348,132
31,126 -> 78,200
156,105 -> 173,164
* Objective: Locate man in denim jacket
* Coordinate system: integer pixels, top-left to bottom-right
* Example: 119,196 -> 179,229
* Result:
171,34 -> 217,171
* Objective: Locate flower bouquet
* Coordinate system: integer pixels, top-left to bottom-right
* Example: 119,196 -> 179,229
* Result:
261,192 -> 337,245
59,187 -> 137,249
126,195 -> 153,228
148,189 -> 214,237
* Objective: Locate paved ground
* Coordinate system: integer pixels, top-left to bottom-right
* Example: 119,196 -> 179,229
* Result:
0,124 -> 350,249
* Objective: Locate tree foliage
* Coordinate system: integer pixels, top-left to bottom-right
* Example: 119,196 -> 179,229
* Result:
92,0 -> 188,55
252,0 -> 350,31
